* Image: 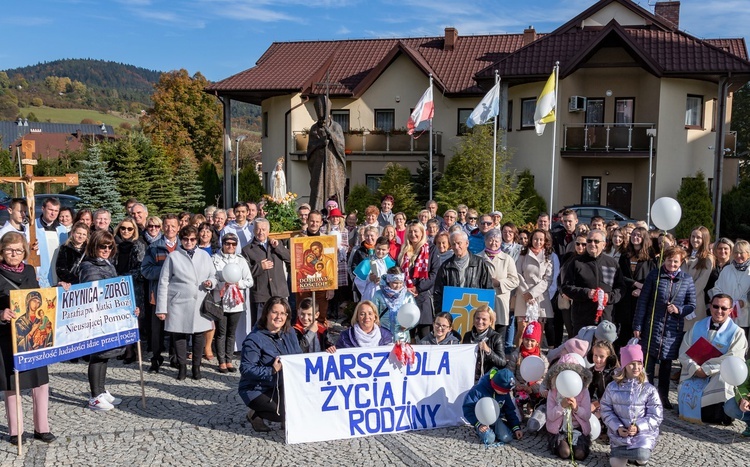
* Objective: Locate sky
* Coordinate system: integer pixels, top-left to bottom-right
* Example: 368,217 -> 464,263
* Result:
1,0 -> 749,82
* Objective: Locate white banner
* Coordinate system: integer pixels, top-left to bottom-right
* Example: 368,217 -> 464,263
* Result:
281,344 -> 477,444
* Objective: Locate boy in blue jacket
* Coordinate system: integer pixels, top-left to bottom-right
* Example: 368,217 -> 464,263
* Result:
462,367 -> 524,445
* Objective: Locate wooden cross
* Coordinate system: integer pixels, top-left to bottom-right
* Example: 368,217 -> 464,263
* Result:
0,139 -> 79,266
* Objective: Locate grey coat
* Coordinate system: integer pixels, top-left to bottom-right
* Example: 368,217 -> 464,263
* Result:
156,248 -> 217,334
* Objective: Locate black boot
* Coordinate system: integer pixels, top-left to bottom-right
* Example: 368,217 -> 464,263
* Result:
192,365 -> 202,381
177,364 -> 187,381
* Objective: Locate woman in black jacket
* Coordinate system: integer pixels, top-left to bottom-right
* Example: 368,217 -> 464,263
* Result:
114,217 -> 145,363
462,304 -> 506,382
615,227 -> 655,351
0,232 -> 55,443
55,221 -> 89,285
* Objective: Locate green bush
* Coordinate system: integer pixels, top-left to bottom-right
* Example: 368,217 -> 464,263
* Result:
675,170 -> 714,239
345,183 -> 378,223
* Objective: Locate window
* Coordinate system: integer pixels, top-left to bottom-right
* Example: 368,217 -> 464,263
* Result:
262,112 -> 268,137
581,177 -> 601,205
614,98 -> 634,125
332,110 -> 350,132
366,175 -> 383,192
507,100 -> 513,132
521,98 -> 536,129
586,98 -> 604,124
457,108 -> 472,135
374,109 -> 395,132
685,95 -> 703,128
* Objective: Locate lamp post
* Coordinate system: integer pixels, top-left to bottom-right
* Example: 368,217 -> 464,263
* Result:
235,135 -> 247,203
646,128 -> 656,226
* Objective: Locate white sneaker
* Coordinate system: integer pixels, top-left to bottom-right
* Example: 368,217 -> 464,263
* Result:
88,394 -> 115,411
103,390 -> 122,406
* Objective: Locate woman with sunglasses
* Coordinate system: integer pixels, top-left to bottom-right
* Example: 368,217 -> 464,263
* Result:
114,217 -> 146,364
80,230 -> 139,411
212,233 -> 253,373
155,226 -> 217,381
142,216 -> 163,245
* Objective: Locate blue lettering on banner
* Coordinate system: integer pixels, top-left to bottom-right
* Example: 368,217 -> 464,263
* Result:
405,351 -> 451,376
304,351 -> 392,383
348,404 -> 442,435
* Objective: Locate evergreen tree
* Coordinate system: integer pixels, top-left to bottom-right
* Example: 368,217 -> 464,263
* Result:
238,164 -> 264,202
345,184 -> 378,223
377,163 -> 420,220
103,133 -> 153,205
198,160 -> 223,207
414,153 -> 442,205
517,169 -> 547,224
145,141 -> 180,215
675,171 -> 714,239
721,179 -> 750,239
173,148 -> 205,212
436,125 -> 528,224
76,145 -> 124,222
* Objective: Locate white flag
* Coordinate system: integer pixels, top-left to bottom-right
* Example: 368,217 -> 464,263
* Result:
466,81 -> 500,128
407,86 -> 434,135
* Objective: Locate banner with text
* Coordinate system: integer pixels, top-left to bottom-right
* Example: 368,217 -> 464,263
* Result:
11,276 -> 139,371
441,286 -> 496,335
282,344 -> 476,444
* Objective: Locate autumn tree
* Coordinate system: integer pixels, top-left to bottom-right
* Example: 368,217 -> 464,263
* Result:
140,69 -> 223,165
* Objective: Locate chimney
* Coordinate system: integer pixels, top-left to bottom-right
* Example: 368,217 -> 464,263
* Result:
444,27 -> 458,51
654,1 -> 680,29
523,26 -> 537,46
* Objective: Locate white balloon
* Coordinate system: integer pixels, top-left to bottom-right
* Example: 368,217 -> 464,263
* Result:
397,303 -> 420,329
222,263 -> 243,283
556,370 -> 583,398
650,197 -> 682,231
568,353 -> 587,368
520,355 -> 546,383
721,356 -> 748,387
589,414 -> 601,439
475,397 -> 501,426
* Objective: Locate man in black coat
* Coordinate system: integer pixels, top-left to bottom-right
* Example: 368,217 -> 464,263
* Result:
242,218 -> 290,326
561,229 -> 625,335
433,230 -> 493,315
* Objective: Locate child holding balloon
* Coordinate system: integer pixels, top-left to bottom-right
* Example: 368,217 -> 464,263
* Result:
462,368 -> 524,445
722,356 -> 750,437
372,266 -> 416,342
506,321 -> 549,419
589,340 -> 619,440
600,344 -> 663,467
544,353 -> 593,461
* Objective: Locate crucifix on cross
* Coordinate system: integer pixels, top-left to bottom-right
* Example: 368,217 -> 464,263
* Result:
0,139 -> 79,266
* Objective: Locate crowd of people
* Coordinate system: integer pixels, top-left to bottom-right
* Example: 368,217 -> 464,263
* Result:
0,192 -> 749,463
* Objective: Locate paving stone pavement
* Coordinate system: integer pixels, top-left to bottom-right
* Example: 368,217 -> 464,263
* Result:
0,358 -> 748,466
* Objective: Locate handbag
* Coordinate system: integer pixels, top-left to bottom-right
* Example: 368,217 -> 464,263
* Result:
200,291 -> 224,321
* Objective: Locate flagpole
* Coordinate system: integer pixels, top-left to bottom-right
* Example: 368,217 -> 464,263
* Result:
429,74 -> 434,201
549,62 -> 559,219
492,71 -> 499,212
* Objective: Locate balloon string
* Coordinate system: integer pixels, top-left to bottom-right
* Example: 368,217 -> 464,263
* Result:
644,237 -> 665,372
566,408 -> 577,466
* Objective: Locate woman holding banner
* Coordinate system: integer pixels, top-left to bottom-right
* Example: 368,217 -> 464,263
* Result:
239,297 -> 301,432
0,232 -> 55,443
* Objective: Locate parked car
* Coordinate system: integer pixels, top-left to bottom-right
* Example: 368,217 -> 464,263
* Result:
0,194 -> 82,225
552,205 -> 637,228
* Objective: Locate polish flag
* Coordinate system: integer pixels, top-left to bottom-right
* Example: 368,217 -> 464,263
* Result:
407,86 -> 434,135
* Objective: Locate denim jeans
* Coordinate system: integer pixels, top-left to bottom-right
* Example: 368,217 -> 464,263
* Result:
724,398 -> 750,427
474,419 -> 513,445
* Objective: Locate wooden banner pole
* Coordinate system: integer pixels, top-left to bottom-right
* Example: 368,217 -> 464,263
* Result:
136,341 -> 146,409
14,370 -> 22,455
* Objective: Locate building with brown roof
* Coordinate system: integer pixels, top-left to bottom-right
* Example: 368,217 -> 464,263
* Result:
207,0 -> 750,221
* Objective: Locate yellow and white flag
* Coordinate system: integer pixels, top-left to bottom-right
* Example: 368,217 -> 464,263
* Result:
534,69 -> 556,136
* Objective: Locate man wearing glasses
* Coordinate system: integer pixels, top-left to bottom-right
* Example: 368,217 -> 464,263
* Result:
469,214 -> 495,254
561,229 -> 624,334
678,293 -> 748,424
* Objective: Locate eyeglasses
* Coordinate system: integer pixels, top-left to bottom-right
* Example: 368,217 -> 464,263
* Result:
480,221 -> 493,226
223,242 -> 237,247
181,237 -> 198,243
586,239 -> 602,244
711,305 -> 731,311
3,248 -> 24,256
433,323 -> 451,329
97,244 -> 114,251
468,217 -> 478,221
120,227 -> 134,232
147,224 -> 161,229
575,242 -> 587,246
458,211 -> 467,215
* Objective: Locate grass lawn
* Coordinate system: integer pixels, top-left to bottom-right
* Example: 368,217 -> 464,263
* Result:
20,106 -> 139,128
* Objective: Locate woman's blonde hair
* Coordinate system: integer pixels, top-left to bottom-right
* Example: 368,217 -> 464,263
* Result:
613,363 -> 647,384
351,300 -> 381,327
115,217 -> 140,241
0,232 -> 29,261
399,222 -> 427,265
473,304 -> 496,328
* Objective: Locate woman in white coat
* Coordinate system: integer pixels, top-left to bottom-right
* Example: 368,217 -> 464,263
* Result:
212,233 -> 253,373
709,239 -> 750,338
514,229 -> 554,346
156,226 -> 217,381
478,229 -> 520,342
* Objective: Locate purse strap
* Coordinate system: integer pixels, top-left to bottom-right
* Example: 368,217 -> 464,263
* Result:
0,273 -> 20,290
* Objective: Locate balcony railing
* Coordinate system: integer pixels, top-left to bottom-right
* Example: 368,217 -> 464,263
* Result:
562,123 -> 655,152
293,130 -> 441,155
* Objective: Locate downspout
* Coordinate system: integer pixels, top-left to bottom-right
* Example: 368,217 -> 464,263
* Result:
284,95 -> 310,193
713,75 -> 729,238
